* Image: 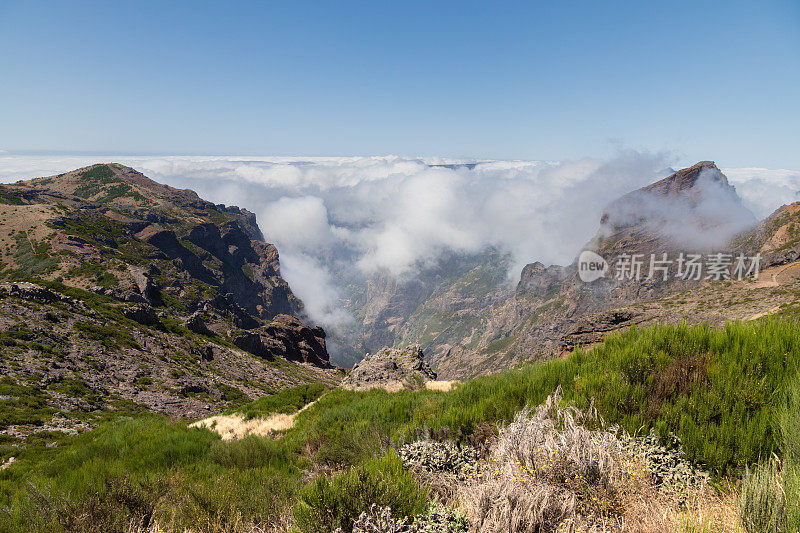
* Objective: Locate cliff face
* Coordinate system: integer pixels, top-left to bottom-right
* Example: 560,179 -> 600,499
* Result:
0,164 -> 337,438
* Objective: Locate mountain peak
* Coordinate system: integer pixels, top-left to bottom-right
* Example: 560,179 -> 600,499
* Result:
596,161 -> 755,252
641,161 -> 727,197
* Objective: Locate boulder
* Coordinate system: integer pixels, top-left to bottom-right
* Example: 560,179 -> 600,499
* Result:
185,312 -> 214,336
122,303 -> 160,326
343,345 -> 435,390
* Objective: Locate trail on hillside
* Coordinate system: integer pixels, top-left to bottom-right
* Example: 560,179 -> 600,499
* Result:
749,259 -> 800,289
192,378 -> 457,440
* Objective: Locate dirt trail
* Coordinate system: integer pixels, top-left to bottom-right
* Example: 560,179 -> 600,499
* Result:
749,260 -> 800,289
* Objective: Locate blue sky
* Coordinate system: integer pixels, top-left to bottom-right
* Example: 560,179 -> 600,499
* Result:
1,0 -> 798,167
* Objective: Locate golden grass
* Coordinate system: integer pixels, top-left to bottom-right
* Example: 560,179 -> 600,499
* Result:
425,380 -> 458,392
189,413 -> 296,441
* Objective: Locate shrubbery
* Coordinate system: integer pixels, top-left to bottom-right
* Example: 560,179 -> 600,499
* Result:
293,451 -> 428,533
3,319 -> 800,531
340,504 -> 468,533
462,388 -> 640,532
288,319 -> 800,476
399,441 -> 480,480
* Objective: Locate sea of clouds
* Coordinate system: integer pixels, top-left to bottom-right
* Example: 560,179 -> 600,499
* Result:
1,153 -> 798,335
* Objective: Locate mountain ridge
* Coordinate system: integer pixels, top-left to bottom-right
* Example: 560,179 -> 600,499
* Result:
0,164 -> 340,440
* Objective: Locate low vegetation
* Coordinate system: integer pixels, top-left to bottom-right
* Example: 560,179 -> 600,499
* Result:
1,317 -> 799,531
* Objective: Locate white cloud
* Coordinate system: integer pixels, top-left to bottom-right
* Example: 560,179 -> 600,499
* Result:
1,153 -> 797,338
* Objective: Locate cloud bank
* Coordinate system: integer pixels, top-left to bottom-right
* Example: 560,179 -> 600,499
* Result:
0,154 -> 797,338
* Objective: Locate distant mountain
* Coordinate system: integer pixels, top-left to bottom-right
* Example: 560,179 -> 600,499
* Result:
0,164 -> 339,439
346,162 -> 800,378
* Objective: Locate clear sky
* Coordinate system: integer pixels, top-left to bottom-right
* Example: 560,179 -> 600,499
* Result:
1,0 -> 799,168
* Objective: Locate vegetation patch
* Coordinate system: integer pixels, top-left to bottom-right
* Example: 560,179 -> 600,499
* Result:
234,383 -> 328,420
73,165 -> 119,198
293,451 -> 428,533
0,376 -> 55,430
9,231 -> 59,280
74,320 -> 141,350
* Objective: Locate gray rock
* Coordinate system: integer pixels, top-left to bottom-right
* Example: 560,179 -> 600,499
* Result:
185,312 -> 214,336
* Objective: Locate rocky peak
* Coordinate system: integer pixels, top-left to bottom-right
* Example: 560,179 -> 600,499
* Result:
639,161 -> 727,197
595,161 -> 755,253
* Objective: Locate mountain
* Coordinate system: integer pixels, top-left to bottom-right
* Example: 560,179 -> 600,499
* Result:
0,164 -> 340,438
347,162 -> 799,378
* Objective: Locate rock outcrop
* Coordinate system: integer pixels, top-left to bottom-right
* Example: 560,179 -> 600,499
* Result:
343,345 -> 436,390
232,315 -> 330,367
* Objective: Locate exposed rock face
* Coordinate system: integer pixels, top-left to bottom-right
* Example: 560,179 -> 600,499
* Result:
595,161 -> 756,255
263,315 -> 329,366
186,312 -> 214,336
517,262 -> 568,297
0,282 -> 69,304
231,315 -> 333,368
232,315 -> 330,367
560,309 -> 644,354
343,345 -> 436,390
753,202 -> 800,267
232,332 -> 270,359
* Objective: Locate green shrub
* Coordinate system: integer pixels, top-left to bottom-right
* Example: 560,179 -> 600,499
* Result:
217,383 -> 248,403
74,321 -> 140,350
237,383 -> 328,419
54,378 -> 89,397
293,451 -> 428,533
780,370 -> 800,530
0,378 -> 55,429
209,435 -> 290,470
9,231 -> 59,279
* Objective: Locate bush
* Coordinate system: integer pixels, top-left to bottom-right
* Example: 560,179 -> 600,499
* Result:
399,440 -> 480,480
294,451 -> 428,533
462,388 -> 639,533
399,440 -> 480,502
208,434 -> 290,469
618,430 -> 708,494
780,370 -> 800,530
340,503 -> 468,533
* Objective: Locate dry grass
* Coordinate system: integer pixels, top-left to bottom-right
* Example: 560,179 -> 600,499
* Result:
460,387 -> 631,532
458,388 -> 740,533
619,484 -> 740,532
342,379 -> 458,393
342,380 -> 406,393
190,413 -> 297,441
191,399 -> 321,441
425,380 -> 458,392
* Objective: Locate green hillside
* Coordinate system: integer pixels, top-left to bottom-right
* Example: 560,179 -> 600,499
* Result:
2,318 -> 799,531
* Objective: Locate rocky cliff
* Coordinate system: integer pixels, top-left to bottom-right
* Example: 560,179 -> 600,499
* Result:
342,345 -> 436,391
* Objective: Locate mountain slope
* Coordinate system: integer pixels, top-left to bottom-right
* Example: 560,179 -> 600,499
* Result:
0,164 -> 340,438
